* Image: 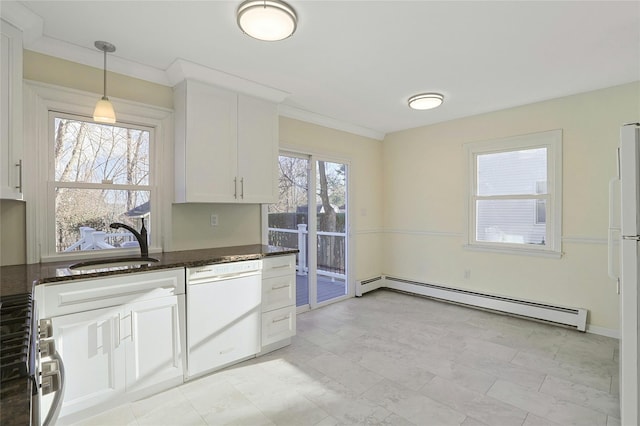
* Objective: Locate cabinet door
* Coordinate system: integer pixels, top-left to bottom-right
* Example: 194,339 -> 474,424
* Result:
237,94 -> 278,204
52,307 -> 125,417
262,305 -> 296,347
124,295 -> 184,392
0,19 -> 22,200
177,80 -> 238,202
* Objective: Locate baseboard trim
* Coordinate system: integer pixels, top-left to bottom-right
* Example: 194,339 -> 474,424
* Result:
586,324 -> 620,339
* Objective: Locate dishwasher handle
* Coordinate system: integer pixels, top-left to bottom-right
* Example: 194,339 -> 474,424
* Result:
188,270 -> 261,285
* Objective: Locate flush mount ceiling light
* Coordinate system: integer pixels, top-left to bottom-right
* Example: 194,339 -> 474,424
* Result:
408,93 -> 444,110
237,0 -> 297,41
93,40 -> 116,124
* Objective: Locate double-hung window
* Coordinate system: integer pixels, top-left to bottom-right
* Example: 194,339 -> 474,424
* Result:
24,82 -> 171,263
51,112 -> 153,254
465,129 -> 562,256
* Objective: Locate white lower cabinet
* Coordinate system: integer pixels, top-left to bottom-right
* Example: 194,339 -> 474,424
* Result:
260,255 -> 296,352
50,306 -> 124,416
262,305 -> 296,347
125,295 -> 184,392
36,268 -> 185,424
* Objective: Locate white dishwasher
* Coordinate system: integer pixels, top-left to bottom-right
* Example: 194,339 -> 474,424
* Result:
186,260 -> 262,379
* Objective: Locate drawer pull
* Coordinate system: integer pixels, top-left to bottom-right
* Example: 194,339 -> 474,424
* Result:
272,315 -> 290,323
272,283 -> 291,290
270,264 -> 291,270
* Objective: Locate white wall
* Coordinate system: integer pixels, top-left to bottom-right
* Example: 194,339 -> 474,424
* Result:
382,82 -> 640,331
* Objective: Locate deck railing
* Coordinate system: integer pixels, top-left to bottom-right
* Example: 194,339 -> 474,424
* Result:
63,227 -> 139,252
268,224 -> 346,282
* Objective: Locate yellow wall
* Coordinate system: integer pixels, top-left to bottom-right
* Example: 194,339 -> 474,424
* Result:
23,51 -> 173,109
1,52 -> 382,270
0,200 -> 26,265
382,82 -> 640,331
279,117 -> 385,282
5,50 -> 639,332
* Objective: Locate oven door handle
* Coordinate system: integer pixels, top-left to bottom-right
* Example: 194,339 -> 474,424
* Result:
42,351 -> 65,426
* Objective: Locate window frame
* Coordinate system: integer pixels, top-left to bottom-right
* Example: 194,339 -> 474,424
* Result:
48,111 -> 156,255
464,129 -> 563,258
23,81 -> 173,263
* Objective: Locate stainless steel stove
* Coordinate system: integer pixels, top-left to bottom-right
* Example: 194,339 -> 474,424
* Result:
0,293 -> 64,426
0,293 -> 36,383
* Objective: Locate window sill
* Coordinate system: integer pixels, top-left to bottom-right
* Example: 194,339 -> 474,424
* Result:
41,246 -> 163,264
463,244 -> 563,259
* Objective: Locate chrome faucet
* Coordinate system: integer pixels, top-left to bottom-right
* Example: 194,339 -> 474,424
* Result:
109,218 -> 148,258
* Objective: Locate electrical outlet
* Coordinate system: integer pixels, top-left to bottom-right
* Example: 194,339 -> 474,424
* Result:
464,269 -> 471,279
210,214 -> 218,227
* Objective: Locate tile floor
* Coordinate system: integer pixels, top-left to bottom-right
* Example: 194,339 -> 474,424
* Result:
73,290 -> 620,426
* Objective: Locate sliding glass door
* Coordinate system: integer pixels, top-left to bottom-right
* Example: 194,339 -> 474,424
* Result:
267,153 -> 349,309
316,160 -> 348,303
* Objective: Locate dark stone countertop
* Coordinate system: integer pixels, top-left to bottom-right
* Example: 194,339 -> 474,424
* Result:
0,378 -> 32,426
0,244 -> 297,426
0,244 -> 298,296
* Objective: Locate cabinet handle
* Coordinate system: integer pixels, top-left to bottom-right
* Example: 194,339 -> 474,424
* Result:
270,264 -> 291,270
130,312 -> 135,343
15,159 -> 22,192
114,314 -> 121,348
234,177 -> 237,199
272,314 -> 290,323
240,177 -> 244,199
272,283 -> 291,290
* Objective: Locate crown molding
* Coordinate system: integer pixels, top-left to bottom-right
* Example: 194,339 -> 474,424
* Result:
0,1 -> 43,44
4,1 -> 380,140
278,104 -> 385,141
26,37 -> 171,86
166,59 -> 290,103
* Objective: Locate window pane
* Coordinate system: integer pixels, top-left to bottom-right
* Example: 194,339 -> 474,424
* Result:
55,188 -> 150,253
54,118 -> 150,185
477,148 -> 546,196
476,199 -> 546,245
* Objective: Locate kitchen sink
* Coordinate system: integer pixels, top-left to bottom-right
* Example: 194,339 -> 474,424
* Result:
69,257 -> 160,271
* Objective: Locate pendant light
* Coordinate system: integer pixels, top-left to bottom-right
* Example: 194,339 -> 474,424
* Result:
93,41 -> 116,123
408,93 -> 444,110
237,0 -> 297,41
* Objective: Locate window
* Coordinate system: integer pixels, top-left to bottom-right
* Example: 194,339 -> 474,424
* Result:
51,113 -> 153,254
465,130 -> 562,256
24,82 -> 172,263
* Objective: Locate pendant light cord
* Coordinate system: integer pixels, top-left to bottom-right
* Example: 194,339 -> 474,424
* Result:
102,49 -> 108,100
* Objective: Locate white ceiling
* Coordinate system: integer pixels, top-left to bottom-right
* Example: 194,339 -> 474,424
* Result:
4,1 -> 640,139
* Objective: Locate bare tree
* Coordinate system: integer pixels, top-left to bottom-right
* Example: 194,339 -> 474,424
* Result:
317,160 -> 336,232
52,117 -> 151,252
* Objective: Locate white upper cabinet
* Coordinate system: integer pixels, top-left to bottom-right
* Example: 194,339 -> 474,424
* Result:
174,79 -> 278,204
0,19 -> 23,200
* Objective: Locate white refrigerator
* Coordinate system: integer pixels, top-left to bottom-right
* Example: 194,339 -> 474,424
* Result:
612,123 -> 640,426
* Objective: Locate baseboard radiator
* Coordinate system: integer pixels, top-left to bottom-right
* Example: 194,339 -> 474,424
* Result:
360,275 -> 588,331
355,276 -> 384,297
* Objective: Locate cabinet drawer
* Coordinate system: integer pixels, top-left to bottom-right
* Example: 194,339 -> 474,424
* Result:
262,255 -> 295,279
261,305 -> 296,347
262,274 -> 295,312
37,268 -> 185,318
